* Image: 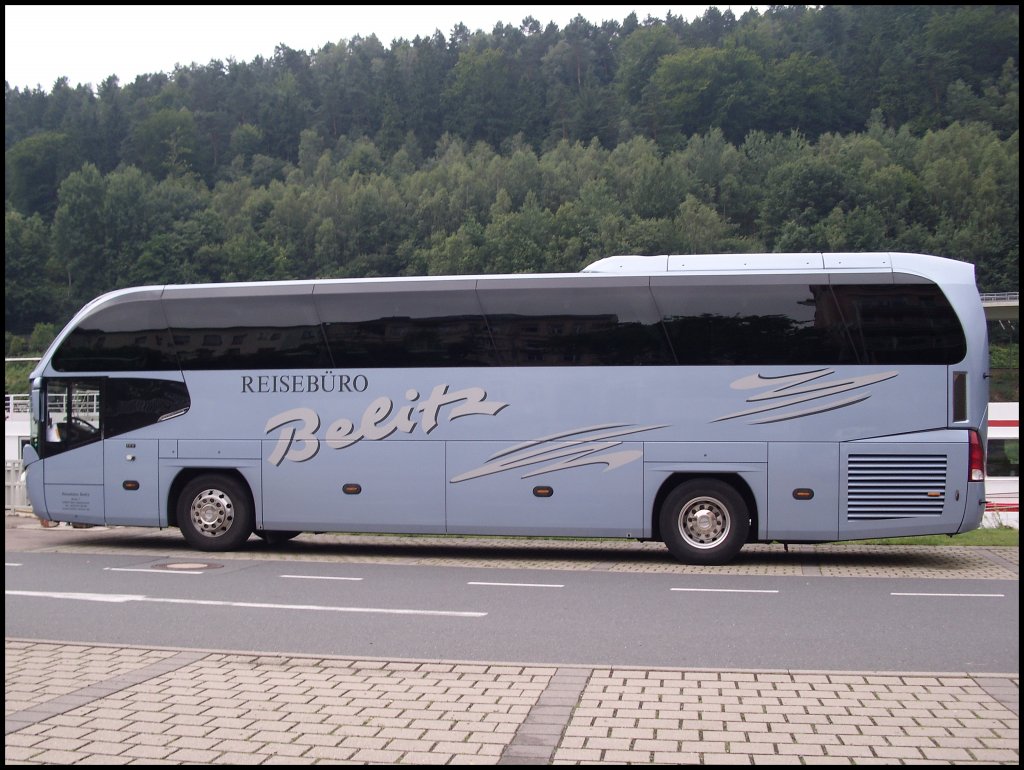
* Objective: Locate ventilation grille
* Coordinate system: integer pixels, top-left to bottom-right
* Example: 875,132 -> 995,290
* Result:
847,454 -> 948,520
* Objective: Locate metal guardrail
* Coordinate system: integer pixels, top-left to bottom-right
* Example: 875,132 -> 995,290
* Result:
5,392 -> 100,420
980,292 -> 1019,303
5,393 -> 30,416
5,460 -> 30,514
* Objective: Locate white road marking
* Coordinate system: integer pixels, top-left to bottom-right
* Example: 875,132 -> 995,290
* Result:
891,592 -> 1005,598
671,587 -> 779,594
105,567 -> 204,575
468,581 -> 564,588
5,590 -> 486,617
6,562 -> 23,567
8,590 -> 142,603
281,574 -> 363,581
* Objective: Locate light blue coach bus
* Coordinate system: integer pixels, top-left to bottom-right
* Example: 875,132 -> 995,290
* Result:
23,252 -> 988,564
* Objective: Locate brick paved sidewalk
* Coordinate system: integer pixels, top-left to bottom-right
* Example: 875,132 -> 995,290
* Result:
5,639 -> 1018,765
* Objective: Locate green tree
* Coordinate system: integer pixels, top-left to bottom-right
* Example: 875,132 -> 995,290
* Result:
677,128 -> 737,209
650,47 -> 767,145
28,322 -> 57,354
757,156 -> 854,247
5,211 -> 56,333
673,194 -> 742,254
541,16 -> 614,146
96,76 -> 130,173
442,49 -> 516,146
550,178 -> 622,269
615,24 -> 679,111
537,139 -> 607,211
5,131 -> 76,216
103,165 -> 158,286
127,107 -> 200,177
764,53 -> 845,138
51,163 -> 108,309
605,136 -> 681,219
229,123 -> 264,168
412,218 -> 487,276
484,190 -> 555,273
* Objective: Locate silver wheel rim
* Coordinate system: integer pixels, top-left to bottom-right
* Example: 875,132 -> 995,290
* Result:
189,488 -> 235,538
677,495 -> 731,549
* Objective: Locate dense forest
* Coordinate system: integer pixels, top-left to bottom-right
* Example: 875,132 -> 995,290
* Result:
4,5 -> 1020,354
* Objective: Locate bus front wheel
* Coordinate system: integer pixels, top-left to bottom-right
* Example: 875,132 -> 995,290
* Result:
660,480 -> 749,565
178,475 -> 254,551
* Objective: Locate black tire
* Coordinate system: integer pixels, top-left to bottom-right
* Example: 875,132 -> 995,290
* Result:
255,530 -> 302,546
659,479 -> 750,565
177,474 -> 254,551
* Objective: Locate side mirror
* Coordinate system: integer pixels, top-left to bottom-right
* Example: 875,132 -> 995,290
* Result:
22,443 -> 39,465
30,384 -> 41,421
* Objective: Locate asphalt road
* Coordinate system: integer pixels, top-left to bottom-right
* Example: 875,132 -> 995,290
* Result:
5,516 -> 1019,673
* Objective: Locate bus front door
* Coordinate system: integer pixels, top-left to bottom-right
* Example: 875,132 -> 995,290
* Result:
41,380 -> 105,526
42,444 -> 105,525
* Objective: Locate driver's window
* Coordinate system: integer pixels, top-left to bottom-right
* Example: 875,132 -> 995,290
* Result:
71,384 -> 101,440
45,381 -> 69,443
44,380 -> 102,455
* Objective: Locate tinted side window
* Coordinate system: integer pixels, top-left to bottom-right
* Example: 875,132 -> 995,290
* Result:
169,325 -> 331,369
830,284 -> 966,364
653,281 -> 967,366
317,289 -> 497,367
477,284 -> 674,366
105,379 -> 191,437
164,293 -> 332,370
653,283 -> 856,365
52,302 -> 178,372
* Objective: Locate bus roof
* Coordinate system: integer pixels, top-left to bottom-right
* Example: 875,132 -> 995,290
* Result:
581,251 -> 975,279
64,251 -> 978,299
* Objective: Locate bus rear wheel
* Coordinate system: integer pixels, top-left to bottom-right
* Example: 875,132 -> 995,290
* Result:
178,475 -> 253,551
660,480 -> 749,565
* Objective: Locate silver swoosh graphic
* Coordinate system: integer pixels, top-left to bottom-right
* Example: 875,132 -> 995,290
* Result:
451,423 -> 666,483
714,369 -> 899,423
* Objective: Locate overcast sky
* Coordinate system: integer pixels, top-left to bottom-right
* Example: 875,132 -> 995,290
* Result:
5,4 -> 761,91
